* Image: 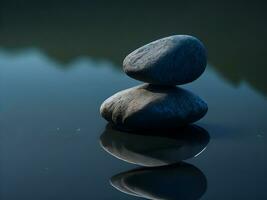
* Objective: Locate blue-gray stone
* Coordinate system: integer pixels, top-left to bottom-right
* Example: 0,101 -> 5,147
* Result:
100,84 -> 208,130
123,35 -> 207,85
100,124 -> 209,167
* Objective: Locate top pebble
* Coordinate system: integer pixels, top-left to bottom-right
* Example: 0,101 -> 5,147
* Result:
123,35 -> 207,85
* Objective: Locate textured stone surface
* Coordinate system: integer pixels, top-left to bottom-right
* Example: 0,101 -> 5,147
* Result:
111,163 -> 207,200
123,35 -> 207,85
100,84 -> 208,130
100,124 -> 209,167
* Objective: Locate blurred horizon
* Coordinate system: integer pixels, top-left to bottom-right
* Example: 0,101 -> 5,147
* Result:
0,0 -> 267,96
0,0 -> 267,95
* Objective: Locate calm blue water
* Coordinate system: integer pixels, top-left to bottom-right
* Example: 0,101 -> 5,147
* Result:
0,49 -> 266,199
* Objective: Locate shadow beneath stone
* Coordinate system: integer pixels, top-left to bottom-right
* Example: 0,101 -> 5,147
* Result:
99,123 -> 210,167
110,162 -> 207,200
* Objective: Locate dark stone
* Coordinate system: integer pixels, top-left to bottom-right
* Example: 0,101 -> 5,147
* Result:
111,163 -> 207,200
123,35 -> 207,85
100,84 -> 208,130
100,124 -> 210,167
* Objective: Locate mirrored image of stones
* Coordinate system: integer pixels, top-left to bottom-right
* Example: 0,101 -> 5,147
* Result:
99,124 -> 210,200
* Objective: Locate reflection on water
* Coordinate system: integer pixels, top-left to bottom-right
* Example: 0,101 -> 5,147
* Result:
1,1 -> 267,95
100,123 -> 210,167
101,124 -> 210,199
111,163 -> 207,200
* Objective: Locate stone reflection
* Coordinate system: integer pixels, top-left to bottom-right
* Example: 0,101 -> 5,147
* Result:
111,162 -> 207,200
100,123 -> 210,167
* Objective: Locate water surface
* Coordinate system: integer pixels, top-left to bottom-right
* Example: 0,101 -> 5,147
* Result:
0,49 -> 266,199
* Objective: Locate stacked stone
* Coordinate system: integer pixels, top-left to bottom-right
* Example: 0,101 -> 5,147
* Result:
100,35 -> 208,131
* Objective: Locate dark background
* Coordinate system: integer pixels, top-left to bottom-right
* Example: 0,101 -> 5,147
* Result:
0,0 -> 267,95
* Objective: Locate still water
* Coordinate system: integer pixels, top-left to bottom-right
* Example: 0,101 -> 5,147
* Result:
0,48 -> 266,199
